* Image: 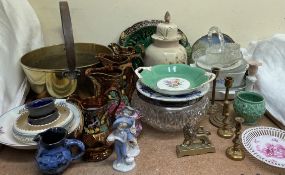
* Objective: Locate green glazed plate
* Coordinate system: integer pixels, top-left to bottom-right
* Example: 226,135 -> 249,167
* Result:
135,64 -> 215,95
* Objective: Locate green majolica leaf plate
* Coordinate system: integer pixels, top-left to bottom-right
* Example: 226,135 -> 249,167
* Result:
135,64 -> 215,95
119,20 -> 192,64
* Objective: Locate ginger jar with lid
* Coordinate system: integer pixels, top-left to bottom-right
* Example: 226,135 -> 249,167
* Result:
144,12 -> 187,66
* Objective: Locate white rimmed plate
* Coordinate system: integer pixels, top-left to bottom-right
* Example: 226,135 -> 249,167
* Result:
242,126 -> 285,168
136,80 -> 209,102
0,99 -> 82,149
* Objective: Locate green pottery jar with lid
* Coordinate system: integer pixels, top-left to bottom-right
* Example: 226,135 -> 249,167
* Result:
233,91 -> 266,125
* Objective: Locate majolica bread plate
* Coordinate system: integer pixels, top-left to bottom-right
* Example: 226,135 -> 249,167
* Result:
135,64 -> 215,95
0,99 -> 82,149
242,126 -> 285,168
136,80 -> 210,102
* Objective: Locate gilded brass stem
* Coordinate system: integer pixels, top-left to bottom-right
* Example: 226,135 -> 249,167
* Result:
211,67 -> 220,105
226,117 -> 245,161
217,76 -> 234,139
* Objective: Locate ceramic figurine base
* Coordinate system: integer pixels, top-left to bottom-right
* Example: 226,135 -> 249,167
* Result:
176,142 -> 215,158
113,160 -> 136,173
226,146 -> 245,161
112,144 -> 140,172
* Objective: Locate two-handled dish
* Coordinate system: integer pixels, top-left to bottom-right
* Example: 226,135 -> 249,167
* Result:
135,64 -> 215,96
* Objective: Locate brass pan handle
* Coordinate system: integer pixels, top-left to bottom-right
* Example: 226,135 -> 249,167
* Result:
59,1 -> 80,79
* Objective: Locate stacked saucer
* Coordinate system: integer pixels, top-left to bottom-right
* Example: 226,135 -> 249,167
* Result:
132,64 -> 214,132
0,99 -> 82,149
12,102 -> 75,144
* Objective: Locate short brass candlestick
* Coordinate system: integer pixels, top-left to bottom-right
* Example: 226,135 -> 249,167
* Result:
217,77 -> 234,139
226,117 -> 245,161
208,67 -> 223,116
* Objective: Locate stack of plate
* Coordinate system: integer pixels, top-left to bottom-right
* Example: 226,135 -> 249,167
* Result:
132,64 -> 214,132
0,99 -> 82,149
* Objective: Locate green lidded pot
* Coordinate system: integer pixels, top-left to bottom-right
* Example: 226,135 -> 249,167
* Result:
233,91 -> 266,125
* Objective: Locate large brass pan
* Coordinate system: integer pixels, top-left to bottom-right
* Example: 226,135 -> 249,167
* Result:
21,43 -> 112,98
21,2 -> 112,98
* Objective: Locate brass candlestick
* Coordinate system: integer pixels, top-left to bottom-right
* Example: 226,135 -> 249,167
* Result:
226,117 -> 245,161
208,67 -> 224,127
208,67 -> 222,114
211,67 -> 220,105
217,77 -> 234,139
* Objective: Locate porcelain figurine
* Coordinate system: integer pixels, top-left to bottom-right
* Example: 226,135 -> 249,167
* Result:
107,117 -> 140,172
33,127 -> 85,175
144,12 -> 187,66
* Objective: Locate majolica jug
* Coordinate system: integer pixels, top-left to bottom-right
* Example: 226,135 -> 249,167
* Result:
33,127 -> 85,175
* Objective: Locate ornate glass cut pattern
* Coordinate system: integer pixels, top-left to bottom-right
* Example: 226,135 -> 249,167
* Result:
131,91 -> 209,132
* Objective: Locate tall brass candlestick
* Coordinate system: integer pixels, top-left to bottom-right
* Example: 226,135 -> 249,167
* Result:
226,117 -> 245,161
209,67 -> 223,125
211,67 -> 220,105
217,76 -> 234,139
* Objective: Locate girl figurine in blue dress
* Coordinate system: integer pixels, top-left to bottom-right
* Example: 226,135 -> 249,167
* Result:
107,116 -> 140,172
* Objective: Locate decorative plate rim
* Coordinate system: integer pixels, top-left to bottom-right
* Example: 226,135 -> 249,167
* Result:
136,80 -> 209,102
241,126 -> 285,169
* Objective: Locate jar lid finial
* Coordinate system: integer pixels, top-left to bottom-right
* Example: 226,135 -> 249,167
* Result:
164,11 -> 171,23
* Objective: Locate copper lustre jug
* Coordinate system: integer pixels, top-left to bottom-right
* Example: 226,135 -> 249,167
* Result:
86,48 -> 143,102
67,88 -> 121,161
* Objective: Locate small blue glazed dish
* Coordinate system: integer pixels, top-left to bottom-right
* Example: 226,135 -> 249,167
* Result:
25,97 -> 56,118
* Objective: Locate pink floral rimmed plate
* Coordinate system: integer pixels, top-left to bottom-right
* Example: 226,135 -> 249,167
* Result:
242,126 -> 285,168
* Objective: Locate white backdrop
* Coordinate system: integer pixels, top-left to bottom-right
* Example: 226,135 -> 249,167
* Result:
28,0 -> 285,47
